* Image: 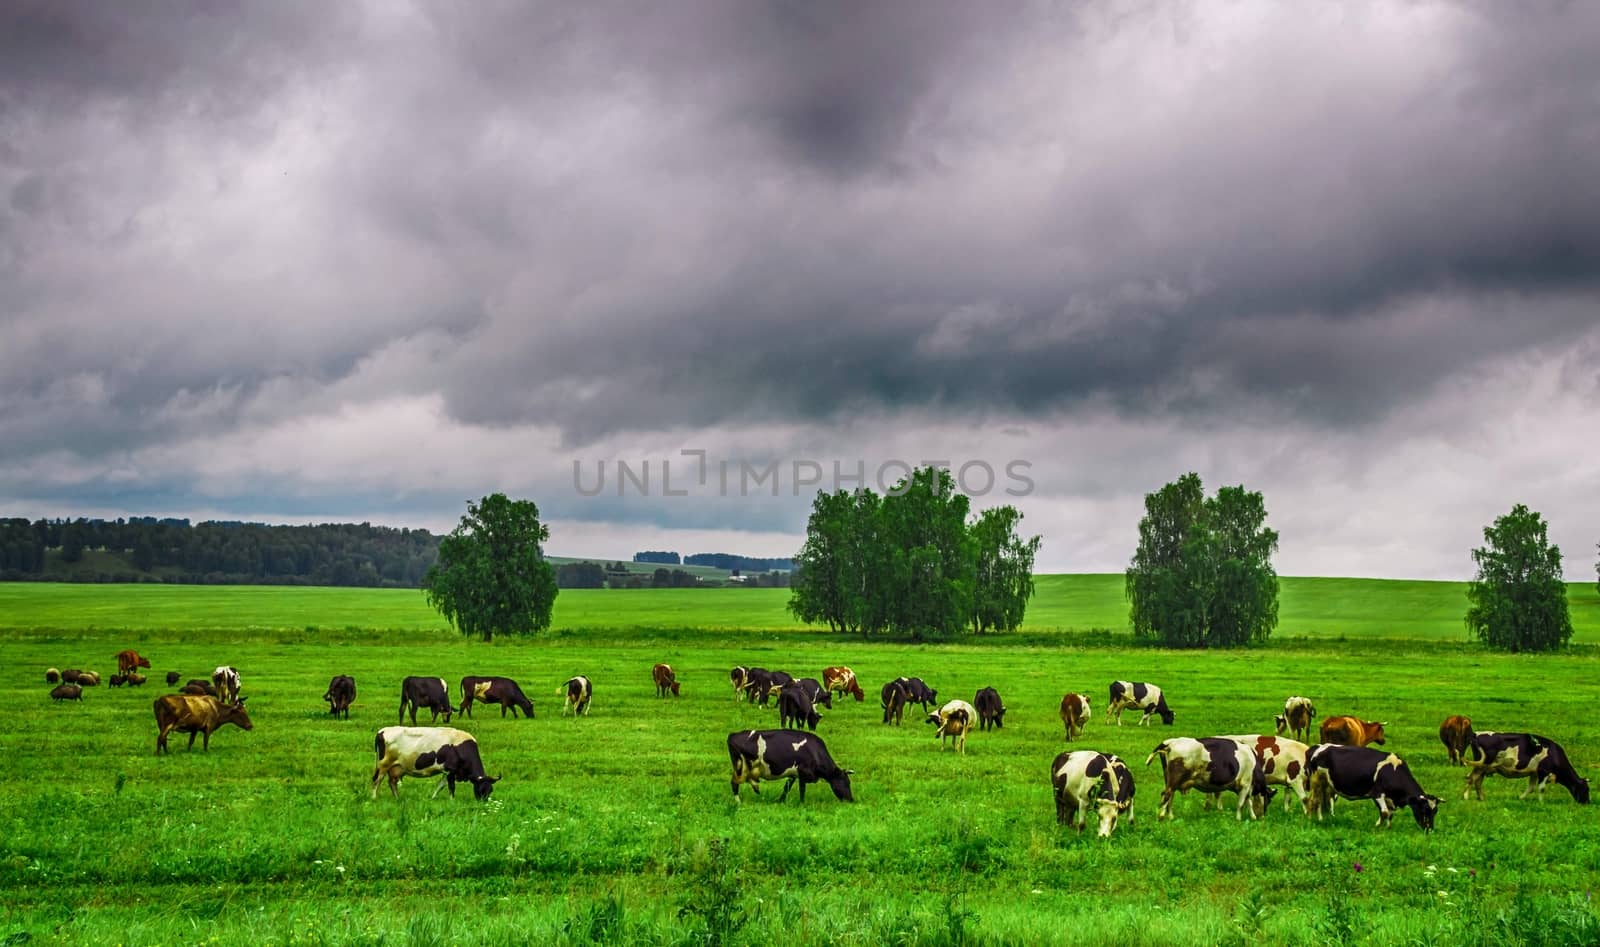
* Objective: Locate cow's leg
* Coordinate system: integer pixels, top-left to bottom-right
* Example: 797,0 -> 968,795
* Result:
777,777 -> 796,802
371,765 -> 384,799
399,698 -> 406,725
798,780 -> 808,802
431,777 -> 451,800
1374,796 -> 1392,828
202,729 -> 211,751
1236,788 -> 1252,821
1158,788 -> 1174,820
187,730 -> 199,750
388,772 -> 402,798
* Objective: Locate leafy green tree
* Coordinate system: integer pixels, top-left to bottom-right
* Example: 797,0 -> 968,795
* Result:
423,493 -> 558,642
1465,504 -> 1572,653
1125,473 -> 1279,648
878,468 -> 974,639
969,506 -> 1041,634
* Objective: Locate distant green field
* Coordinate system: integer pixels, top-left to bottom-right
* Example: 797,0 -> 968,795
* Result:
2,575 -> 1597,641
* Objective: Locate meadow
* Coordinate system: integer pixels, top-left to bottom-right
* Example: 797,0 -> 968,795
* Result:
4,589 -> 1600,946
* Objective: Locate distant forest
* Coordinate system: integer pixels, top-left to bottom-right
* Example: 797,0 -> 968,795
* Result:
632,550 -> 795,572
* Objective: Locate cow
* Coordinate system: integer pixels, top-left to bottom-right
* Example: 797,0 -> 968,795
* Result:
1059,693 -> 1092,741
371,726 -> 500,801
1319,715 -> 1386,747
973,687 -> 1006,731
777,682 -> 822,731
1146,737 -> 1270,821
117,650 -> 152,678
165,671 -> 181,686
125,673 -> 147,687
881,679 -> 908,726
45,668 -> 60,684
50,683 -> 82,702
926,699 -> 978,755
1051,750 -> 1125,836
1215,735 -> 1311,813
153,695 -> 253,754
897,677 -> 938,713
76,671 -> 100,687
324,674 -> 356,720
1439,715 -> 1475,766
181,679 -> 218,697
1104,754 -> 1136,824
755,670 -> 795,707
1274,697 -> 1316,742
1109,681 -> 1173,726
60,669 -> 84,684
109,674 -> 126,687
399,676 -> 454,725
822,666 -> 865,702
652,663 -> 680,697
211,666 -> 241,704
730,666 -> 751,701
787,677 -> 832,711
459,676 -> 534,719
560,676 -> 593,716
727,729 -> 853,803
736,667 -> 776,704
1463,732 -> 1590,804
1305,744 -> 1439,830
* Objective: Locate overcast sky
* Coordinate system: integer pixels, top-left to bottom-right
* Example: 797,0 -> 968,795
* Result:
3,1 -> 1598,579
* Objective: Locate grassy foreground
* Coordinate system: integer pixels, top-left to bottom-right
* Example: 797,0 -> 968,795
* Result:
3,623 -> 1598,945
3,575 -> 1598,640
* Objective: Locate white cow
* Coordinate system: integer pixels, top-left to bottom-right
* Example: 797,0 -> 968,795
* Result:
926,699 -> 978,754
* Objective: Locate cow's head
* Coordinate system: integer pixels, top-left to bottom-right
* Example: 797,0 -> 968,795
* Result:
670,681 -> 681,696
924,711 -> 942,727
926,688 -> 939,706
848,681 -> 865,701
1273,714 -> 1288,735
1081,698 -> 1091,721
136,655 -> 152,669
1568,776 -> 1590,805
1156,706 -> 1175,726
1410,794 -> 1440,831
1370,721 -> 1388,745
827,769 -> 855,803
223,700 -> 254,730
472,774 -> 501,801
815,689 -> 832,710
1092,797 -> 1121,837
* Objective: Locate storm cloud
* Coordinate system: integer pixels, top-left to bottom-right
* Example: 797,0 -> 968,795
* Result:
2,1 -> 1597,578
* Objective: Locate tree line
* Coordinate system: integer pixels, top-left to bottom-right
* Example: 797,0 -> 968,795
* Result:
631,550 -> 794,572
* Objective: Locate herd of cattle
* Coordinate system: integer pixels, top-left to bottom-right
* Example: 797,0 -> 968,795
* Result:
43,654 -> 1591,833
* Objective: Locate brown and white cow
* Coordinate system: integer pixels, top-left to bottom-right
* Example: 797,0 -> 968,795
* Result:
822,666 -> 865,702
926,699 -> 978,755
1439,715 -> 1475,766
1059,693 -> 1092,741
1215,735 -> 1311,813
1463,732 -> 1590,804
371,726 -> 500,801
1146,737 -> 1271,821
1320,716 -> 1386,747
652,663 -> 680,697
211,666 -> 241,704
1274,697 -> 1316,742
1108,681 -> 1173,726
153,695 -> 253,754
560,676 -> 593,716
117,649 -> 152,678
973,687 -> 1006,731
1051,750 -> 1125,837
1305,744 -> 1439,830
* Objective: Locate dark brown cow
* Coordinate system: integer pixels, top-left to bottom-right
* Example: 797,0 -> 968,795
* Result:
1320,716 -> 1386,747
165,671 -> 181,686
181,679 -> 218,697
125,673 -> 147,686
973,687 -> 1006,731
652,663 -> 680,697
109,674 -> 127,687
324,674 -> 357,719
45,668 -> 60,683
1439,715 -> 1475,766
880,679 -> 908,726
1059,693 -> 1091,741
50,683 -> 83,702
117,650 -> 152,678
153,695 -> 253,754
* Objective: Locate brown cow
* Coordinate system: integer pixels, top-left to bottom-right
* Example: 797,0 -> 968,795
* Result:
125,672 -> 147,687
45,668 -> 60,683
181,680 -> 218,697
1439,715 -> 1475,766
652,663 -> 680,697
117,650 -> 152,677
822,666 -> 866,702
1274,696 -> 1316,742
1320,715 -> 1386,747
76,671 -> 101,687
165,671 -> 182,686
153,695 -> 253,754
50,683 -> 83,702
1059,693 -> 1091,741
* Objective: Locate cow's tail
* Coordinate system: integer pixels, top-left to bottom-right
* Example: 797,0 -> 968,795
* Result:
1144,741 -> 1170,767
374,732 -> 386,759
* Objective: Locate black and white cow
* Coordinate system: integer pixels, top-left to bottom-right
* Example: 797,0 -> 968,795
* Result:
211,666 -> 241,704
370,726 -> 500,801
323,674 -> 356,720
1109,681 -> 1174,726
897,677 -> 938,713
460,676 -> 535,719
1215,735 -> 1311,814
560,676 -> 593,716
789,677 -> 832,711
1463,732 -> 1590,804
1050,750 -> 1125,837
398,676 -> 454,725
1104,754 -> 1135,824
973,687 -> 1006,731
727,729 -> 853,803
1146,737 -> 1270,820
777,682 -> 822,731
1305,744 -> 1440,830
756,670 -> 795,707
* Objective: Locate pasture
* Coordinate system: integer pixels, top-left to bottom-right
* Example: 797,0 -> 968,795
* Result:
3,616 -> 1599,945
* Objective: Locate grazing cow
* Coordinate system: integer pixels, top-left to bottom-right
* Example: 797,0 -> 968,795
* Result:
60,669 -> 83,684
109,674 -> 126,687
1216,735 -> 1311,813
324,674 -> 356,719
735,667 -> 774,704
371,726 -> 500,801
730,666 -> 751,701
822,666 -> 865,702
76,671 -> 100,687
881,679 -> 909,726
897,677 -> 938,712
1463,732 -> 1590,804
1059,693 -> 1092,741
181,679 -> 218,697
777,682 -> 822,731
1145,737 -> 1270,821
153,695 -> 253,754
926,699 -> 978,755
560,676 -> 593,716
1109,681 -> 1173,726
652,663 -> 680,697
45,668 -> 60,684
165,671 -> 181,686
1439,715 -> 1475,766
125,673 -> 147,687
1319,715 -> 1386,747
211,666 -> 241,704
1051,750 -> 1125,836
117,650 -> 152,678
1305,744 -> 1439,830
50,683 -> 82,702
973,687 -> 1006,731
1104,754 -> 1136,824
1274,697 -> 1316,742
727,729 -> 853,803
756,670 -> 795,707
398,676 -> 454,725
459,676 -> 535,719
786,677 -> 831,710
